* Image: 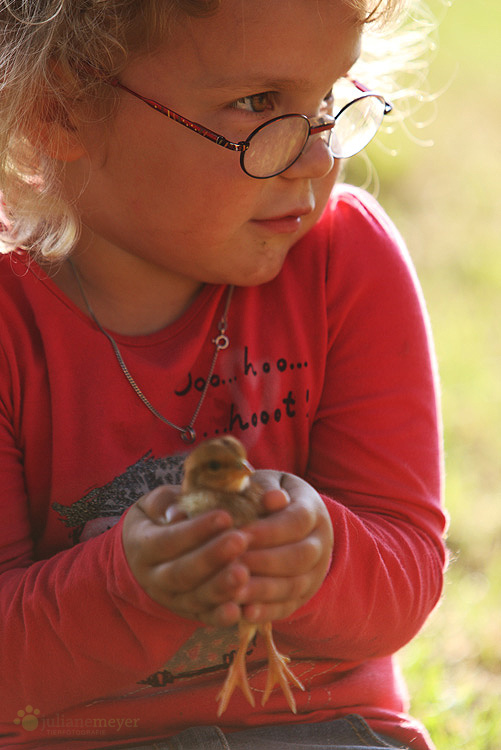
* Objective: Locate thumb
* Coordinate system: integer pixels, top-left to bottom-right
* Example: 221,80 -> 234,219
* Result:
136,484 -> 184,525
252,469 -> 290,513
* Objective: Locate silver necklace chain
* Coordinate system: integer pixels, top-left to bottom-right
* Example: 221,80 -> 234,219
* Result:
68,259 -> 234,444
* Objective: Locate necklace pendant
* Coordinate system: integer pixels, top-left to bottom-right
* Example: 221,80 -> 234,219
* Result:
181,426 -> 197,444
213,333 -> 230,351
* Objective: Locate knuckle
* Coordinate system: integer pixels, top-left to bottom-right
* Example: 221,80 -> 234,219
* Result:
291,504 -> 314,533
213,530 -> 247,562
302,535 -> 323,564
287,574 -> 309,602
157,560 -> 194,595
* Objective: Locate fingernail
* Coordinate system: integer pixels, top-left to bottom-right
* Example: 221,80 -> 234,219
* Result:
244,605 -> 261,623
225,531 -> 249,556
226,569 -> 242,588
165,505 -> 185,524
235,584 -> 250,603
237,530 -> 251,546
213,512 -> 233,531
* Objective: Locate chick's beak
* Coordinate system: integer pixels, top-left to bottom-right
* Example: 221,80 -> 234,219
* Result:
231,459 -> 253,492
241,459 -> 254,475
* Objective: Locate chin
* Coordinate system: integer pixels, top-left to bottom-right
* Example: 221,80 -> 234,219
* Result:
237,268 -> 283,288
240,252 -> 292,287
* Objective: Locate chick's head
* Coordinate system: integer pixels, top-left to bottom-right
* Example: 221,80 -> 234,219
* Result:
181,436 -> 254,494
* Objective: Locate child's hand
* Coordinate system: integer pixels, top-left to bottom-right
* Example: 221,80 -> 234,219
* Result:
122,486 -> 253,628
122,473 -> 332,629
237,470 -> 334,624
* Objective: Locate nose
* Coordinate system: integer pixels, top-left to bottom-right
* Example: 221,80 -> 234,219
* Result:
281,130 -> 335,180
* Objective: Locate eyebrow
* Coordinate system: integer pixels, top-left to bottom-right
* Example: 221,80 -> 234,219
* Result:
199,54 -> 361,95
203,76 -> 315,93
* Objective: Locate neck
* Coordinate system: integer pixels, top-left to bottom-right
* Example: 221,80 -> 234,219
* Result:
53,254 -> 203,336
64,260 -> 234,444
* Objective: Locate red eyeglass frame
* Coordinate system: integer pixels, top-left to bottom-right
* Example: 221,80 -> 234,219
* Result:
107,76 -> 392,177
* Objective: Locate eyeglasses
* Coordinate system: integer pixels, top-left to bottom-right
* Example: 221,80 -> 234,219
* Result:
109,77 -> 392,179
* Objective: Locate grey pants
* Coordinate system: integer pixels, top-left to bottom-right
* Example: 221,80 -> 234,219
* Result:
109,715 -> 411,749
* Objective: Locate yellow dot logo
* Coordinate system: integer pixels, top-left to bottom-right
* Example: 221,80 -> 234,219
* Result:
13,706 -> 40,731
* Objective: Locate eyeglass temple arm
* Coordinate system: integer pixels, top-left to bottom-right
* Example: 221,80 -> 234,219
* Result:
109,78 -> 248,152
347,77 -> 393,115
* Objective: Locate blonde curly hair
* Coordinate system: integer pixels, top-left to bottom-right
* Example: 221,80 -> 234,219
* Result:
0,0 -> 431,259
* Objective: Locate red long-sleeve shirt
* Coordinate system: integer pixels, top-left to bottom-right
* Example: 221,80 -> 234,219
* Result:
0,187 -> 447,749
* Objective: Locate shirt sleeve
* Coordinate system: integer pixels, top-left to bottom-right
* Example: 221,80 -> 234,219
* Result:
0,371 -> 201,721
286,188 -> 447,659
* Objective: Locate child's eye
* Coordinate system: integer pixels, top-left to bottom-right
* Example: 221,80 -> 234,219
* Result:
232,92 -> 274,113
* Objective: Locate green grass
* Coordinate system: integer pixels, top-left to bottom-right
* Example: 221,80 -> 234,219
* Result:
347,1 -> 501,747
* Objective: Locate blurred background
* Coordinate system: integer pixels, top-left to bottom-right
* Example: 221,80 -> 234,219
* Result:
347,1 -> 500,747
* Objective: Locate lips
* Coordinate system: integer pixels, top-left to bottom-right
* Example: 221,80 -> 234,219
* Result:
252,207 -> 313,235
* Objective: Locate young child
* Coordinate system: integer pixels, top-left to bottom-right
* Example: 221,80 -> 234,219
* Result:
0,1 -> 448,748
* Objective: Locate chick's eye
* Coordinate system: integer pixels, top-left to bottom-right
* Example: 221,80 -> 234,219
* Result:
232,92 -> 274,113
207,460 -> 222,472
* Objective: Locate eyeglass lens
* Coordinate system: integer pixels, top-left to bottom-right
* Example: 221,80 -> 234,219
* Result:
243,117 -> 310,179
329,95 -> 386,159
242,94 -> 386,178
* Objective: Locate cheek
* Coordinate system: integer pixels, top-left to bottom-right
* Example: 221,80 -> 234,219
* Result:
160,161 -> 258,229
128,130 -> 249,210
311,160 -> 341,214
132,162 -> 259,249
320,159 -> 341,201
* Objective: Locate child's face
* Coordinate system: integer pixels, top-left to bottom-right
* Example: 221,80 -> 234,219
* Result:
67,0 -> 361,289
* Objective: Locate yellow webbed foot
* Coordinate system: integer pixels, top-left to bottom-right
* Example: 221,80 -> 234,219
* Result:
259,621 -> 305,713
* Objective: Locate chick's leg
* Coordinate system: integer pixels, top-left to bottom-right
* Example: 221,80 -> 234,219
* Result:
259,621 -> 305,713
217,620 -> 257,716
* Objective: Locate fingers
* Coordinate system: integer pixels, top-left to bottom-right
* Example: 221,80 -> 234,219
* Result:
241,601 -> 300,624
170,562 -> 249,624
123,490 -> 252,622
238,568 -> 317,623
251,470 -> 290,515
259,488 -> 290,514
240,569 -> 311,605
197,601 -> 243,628
234,471 -> 334,623
131,493 -> 234,563
235,543 -> 326,624
152,528 -> 249,594
241,534 -> 323,577
244,500 -> 316,549
122,473 -> 333,628
137,484 -> 181,524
